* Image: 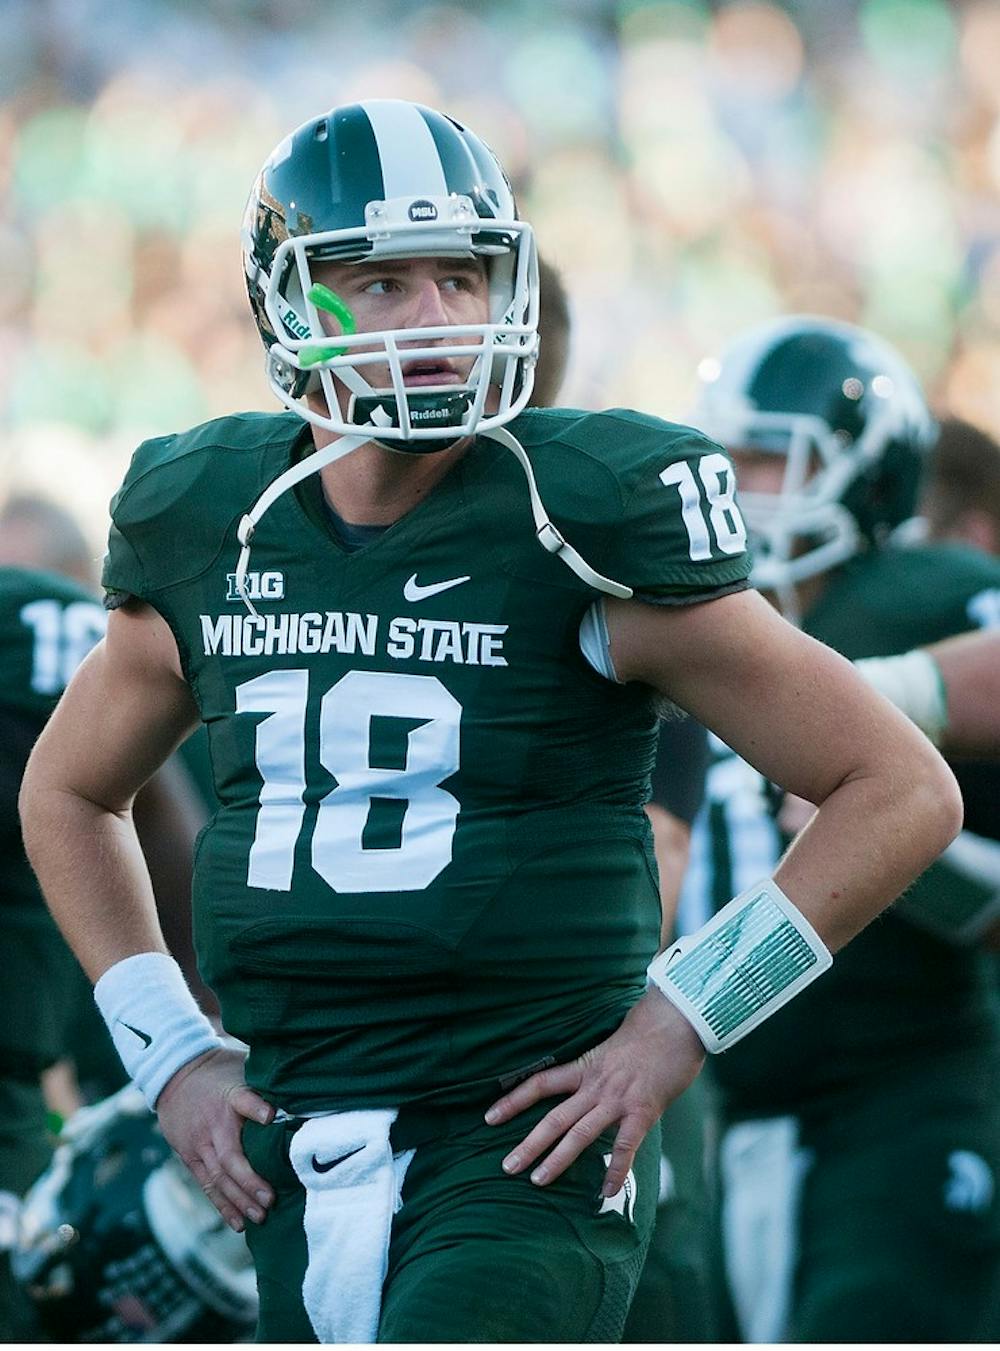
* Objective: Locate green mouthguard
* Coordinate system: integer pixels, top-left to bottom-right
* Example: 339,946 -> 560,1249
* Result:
300,285 -> 357,366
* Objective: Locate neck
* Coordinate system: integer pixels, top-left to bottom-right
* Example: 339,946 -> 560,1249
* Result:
308,421 -> 472,526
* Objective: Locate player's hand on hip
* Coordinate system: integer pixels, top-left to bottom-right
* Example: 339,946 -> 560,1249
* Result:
155,1045 -> 275,1232
484,988 -> 705,1197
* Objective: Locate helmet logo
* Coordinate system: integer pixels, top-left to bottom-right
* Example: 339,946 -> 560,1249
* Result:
408,199 -> 439,222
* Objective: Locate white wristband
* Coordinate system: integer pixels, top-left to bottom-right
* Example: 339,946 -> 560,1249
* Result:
647,879 -> 833,1053
94,953 -> 223,1108
854,650 -> 948,745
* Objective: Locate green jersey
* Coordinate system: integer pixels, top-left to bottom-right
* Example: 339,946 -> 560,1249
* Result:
680,543 -> 1000,1119
0,566 -> 107,924
102,407 -> 750,1113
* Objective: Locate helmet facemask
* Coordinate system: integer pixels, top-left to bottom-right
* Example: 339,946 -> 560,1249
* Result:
255,194 -> 538,449
706,409 -> 866,618
694,317 -> 935,620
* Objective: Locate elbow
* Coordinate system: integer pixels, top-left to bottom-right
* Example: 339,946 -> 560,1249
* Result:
910,744 -> 964,860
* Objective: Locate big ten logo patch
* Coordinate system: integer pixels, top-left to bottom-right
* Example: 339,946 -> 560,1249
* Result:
227,571 -> 285,602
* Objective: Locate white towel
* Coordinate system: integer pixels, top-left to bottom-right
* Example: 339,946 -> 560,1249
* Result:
720,1115 -> 813,1344
288,1110 -> 415,1344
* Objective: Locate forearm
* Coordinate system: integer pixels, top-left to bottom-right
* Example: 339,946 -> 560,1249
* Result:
772,766 -> 953,951
20,781 -> 166,981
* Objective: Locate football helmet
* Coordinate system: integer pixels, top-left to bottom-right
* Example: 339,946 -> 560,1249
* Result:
694,316 -> 936,612
242,98 -> 538,447
12,1087 -> 257,1343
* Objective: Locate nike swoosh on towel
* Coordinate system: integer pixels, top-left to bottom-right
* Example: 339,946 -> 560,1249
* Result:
312,1145 -> 366,1173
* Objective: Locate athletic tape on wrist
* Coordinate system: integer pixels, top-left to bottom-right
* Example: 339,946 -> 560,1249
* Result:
854,649 -> 948,745
647,879 -> 833,1053
93,953 -> 223,1108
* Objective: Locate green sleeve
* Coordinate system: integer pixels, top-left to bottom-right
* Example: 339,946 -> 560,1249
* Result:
602,427 -> 753,603
101,517 -> 148,609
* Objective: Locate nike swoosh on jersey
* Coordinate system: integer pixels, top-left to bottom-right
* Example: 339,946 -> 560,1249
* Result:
403,573 -> 471,602
119,1020 -> 153,1049
312,1145 -> 365,1173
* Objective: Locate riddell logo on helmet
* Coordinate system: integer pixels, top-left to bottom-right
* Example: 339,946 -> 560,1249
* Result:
411,404 -> 454,424
408,200 -> 438,222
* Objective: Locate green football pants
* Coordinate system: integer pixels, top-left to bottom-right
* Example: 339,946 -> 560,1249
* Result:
244,1100 -> 661,1343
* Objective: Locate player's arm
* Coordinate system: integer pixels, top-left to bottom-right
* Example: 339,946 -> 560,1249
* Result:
19,601 -> 274,1231
626,591 -> 962,948
488,589 -> 962,1196
856,629 -> 1000,755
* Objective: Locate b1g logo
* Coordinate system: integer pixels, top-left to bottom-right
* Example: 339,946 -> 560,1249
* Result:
226,571 -> 285,602
408,199 -> 438,222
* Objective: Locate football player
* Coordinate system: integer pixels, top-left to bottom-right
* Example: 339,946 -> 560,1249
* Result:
20,103 -> 960,1342
686,314 -> 1000,1342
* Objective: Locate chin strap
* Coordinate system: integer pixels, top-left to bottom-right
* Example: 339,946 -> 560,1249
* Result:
233,424 -> 633,616
481,426 -> 633,599
235,434 -> 370,615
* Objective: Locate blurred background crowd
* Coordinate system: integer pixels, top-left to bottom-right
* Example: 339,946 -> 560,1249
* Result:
2,0 -> 1000,548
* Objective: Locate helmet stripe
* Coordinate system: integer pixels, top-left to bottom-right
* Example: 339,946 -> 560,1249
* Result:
362,100 -> 448,201
419,106 -> 494,207
328,107 -> 385,215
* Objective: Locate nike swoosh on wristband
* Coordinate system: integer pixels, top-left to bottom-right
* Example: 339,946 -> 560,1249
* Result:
119,1020 -> 153,1049
403,573 -> 470,602
312,1145 -> 366,1173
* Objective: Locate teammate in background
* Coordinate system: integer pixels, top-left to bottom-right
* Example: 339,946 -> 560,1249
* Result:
856,628 -> 1000,755
0,564 -> 109,1340
686,315 -> 1000,1342
0,494 -> 98,587
20,103 -> 959,1342
533,254 -> 717,1343
0,496 -> 208,1339
921,415 -> 1000,555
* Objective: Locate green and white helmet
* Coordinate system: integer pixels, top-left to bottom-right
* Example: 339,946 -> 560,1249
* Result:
242,99 -> 538,447
694,316 -> 936,604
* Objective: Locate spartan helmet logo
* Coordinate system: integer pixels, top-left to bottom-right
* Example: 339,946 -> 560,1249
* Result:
598,1155 -> 637,1223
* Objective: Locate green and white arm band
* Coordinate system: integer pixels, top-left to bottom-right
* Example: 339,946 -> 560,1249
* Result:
94,952 -> 224,1109
854,649 -> 948,745
647,879 -> 833,1053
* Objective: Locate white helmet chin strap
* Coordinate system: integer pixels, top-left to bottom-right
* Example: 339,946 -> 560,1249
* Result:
480,427 -> 633,599
234,432 -> 370,616
233,425 -> 633,616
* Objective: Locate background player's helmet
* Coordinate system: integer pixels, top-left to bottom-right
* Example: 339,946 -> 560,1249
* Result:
242,99 -> 538,448
693,315 -> 936,599
12,1087 -> 257,1343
